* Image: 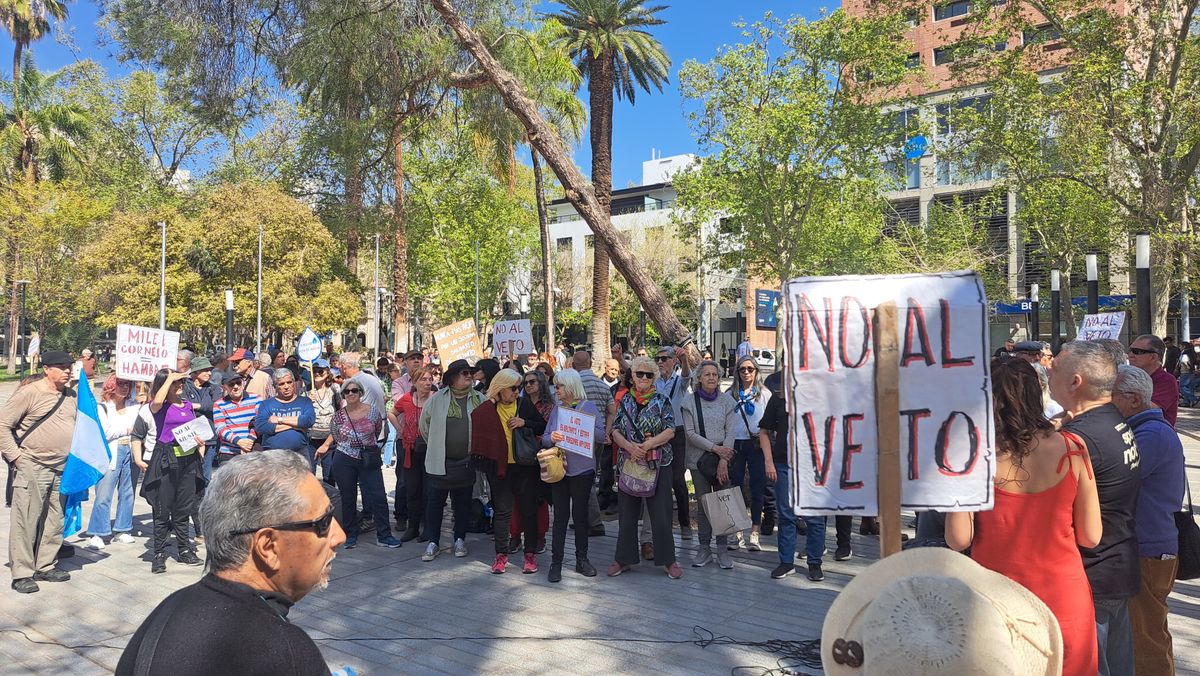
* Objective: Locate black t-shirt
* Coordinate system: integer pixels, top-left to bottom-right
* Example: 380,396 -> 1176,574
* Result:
117,574 -> 331,676
1063,403 -> 1141,600
758,394 -> 788,465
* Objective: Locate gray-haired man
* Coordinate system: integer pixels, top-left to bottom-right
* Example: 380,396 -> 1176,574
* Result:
118,451 -> 344,675
254,369 -> 316,471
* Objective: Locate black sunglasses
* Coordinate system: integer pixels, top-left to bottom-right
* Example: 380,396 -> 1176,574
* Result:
634,371 -> 656,379
739,366 -> 758,373
1129,347 -> 1160,357
523,380 -> 538,386
229,505 -> 336,538
655,356 -> 672,362
343,387 -> 363,394
508,385 -> 520,392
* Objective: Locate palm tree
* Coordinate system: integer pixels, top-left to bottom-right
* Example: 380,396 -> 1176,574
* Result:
0,0 -> 68,106
545,0 -> 670,362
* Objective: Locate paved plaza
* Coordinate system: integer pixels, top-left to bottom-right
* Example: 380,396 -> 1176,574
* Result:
3,382 -> 1200,674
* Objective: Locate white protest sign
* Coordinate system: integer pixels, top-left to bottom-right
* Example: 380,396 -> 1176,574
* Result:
433,319 -> 483,365
784,271 -> 994,516
115,324 -> 180,382
493,319 -> 533,357
173,417 -> 214,452
554,406 -> 596,459
1077,312 -> 1125,341
26,334 -> 39,358
296,327 -> 323,362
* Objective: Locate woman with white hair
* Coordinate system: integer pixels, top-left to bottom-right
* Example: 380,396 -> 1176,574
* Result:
728,355 -> 773,551
542,368 -> 603,582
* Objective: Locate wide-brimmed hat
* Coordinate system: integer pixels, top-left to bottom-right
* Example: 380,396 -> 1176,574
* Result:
442,359 -> 473,386
821,548 -> 1062,676
189,356 -> 214,373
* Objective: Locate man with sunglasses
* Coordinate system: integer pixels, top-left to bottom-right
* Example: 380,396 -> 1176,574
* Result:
118,451 -> 344,675
1128,334 -> 1178,427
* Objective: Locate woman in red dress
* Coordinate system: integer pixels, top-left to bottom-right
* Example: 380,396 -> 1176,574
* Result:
947,358 -> 1102,676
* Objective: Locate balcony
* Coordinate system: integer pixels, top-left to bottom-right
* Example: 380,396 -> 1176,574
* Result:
549,199 -> 676,224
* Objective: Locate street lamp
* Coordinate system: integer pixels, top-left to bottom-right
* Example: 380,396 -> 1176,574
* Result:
1135,233 -> 1151,335
158,221 -> 167,330
15,280 -> 29,375
225,289 -> 234,354
256,222 -> 263,353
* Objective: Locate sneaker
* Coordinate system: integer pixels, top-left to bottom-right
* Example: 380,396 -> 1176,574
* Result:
536,538 -> 546,554
680,526 -> 694,541
32,568 -> 71,582
12,577 -> 39,593
576,559 -> 597,577
454,538 -> 468,558
376,535 -> 402,549
194,534 -> 205,545
665,562 -> 683,579
178,550 -> 202,566
606,561 -> 631,577
491,553 -> 509,574
747,531 -> 762,552
727,532 -> 742,551
834,545 -> 852,561
548,562 -> 562,583
114,533 -> 135,544
523,553 -> 538,574
771,563 -> 795,579
86,535 -> 106,550
808,564 -> 825,582
640,542 -> 654,561
422,543 -> 440,562
716,550 -> 734,569
399,526 -> 420,543
508,536 -> 523,554
692,546 -> 713,568
151,554 -> 167,574
344,535 -> 358,550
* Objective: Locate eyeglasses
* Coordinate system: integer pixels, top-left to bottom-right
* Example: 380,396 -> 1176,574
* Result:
634,371 -> 656,379
229,505 -> 336,538
738,367 -> 757,373
1129,347 -> 1160,357
524,380 -> 538,386
655,356 -> 672,362
343,388 -> 362,395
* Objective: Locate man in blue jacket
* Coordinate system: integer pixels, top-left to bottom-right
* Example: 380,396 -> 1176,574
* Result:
255,369 -> 316,471
1112,364 -> 1186,676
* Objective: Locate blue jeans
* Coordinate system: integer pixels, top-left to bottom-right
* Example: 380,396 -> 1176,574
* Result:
382,422 -> 397,466
1095,597 -> 1134,676
87,443 -> 134,536
730,439 -> 767,526
773,462 -> 825,566
1181,373 -> 1196,406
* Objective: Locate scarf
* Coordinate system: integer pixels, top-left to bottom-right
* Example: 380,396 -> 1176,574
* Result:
632,387 -> 655,407
698,387 -> 720,402
736,386 -> 759,416
446,386 -> 477,419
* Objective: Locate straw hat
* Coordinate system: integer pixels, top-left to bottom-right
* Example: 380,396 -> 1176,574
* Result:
821,548 -> 1062,676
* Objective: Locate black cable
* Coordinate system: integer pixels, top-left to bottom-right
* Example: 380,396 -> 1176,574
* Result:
0,628 -> 129,651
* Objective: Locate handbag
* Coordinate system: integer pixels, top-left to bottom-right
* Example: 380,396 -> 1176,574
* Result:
1176,480 -> 1200,580
430,456 -> 475,489
513,427 -> 540,467
700,486 -> 753,537
692,392 -> 723,485
538,447 -> 567,483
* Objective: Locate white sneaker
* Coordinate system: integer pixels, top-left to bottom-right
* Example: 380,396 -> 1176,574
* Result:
716,550 -> 734,569
454,538 -> 468,558
692,546 -> 713,567
747,531 -> 762,552
422,542 -> 440,562
86,535 -> 106,550
114,533 -> 135,544
727,531 -> 742,551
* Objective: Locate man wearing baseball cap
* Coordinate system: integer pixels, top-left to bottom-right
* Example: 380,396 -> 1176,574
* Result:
0,350 -> 79,593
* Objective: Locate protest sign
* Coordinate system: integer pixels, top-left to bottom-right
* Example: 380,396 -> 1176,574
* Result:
493,319 -> 533,356
173,417 -> 214,452
554,406 -> 596,459
433,319 -> 483,365
296,327 -> 323,362
115,324 -> 180,382
783,271 -> 994,517
1077,312 -> 1125,341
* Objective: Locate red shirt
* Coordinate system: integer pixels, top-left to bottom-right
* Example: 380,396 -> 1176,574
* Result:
1150,366 -> 1179,427
393,392 -> 425,469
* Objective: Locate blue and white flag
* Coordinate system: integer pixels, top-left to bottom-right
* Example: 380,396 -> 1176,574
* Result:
61,380 -> 111,537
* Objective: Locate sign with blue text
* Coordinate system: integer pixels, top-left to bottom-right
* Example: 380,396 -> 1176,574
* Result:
755,289 -> 781,329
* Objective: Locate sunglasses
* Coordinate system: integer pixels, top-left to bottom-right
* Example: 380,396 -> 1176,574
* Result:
634,371 -> 656,379
343,388 -> 362,395
229,505 -> 336,538
739,367 -> 758,373
1129,347 -> 1160,356
655,356 -> 672,362
508,385 -> 520,392
524,380 -> 538,386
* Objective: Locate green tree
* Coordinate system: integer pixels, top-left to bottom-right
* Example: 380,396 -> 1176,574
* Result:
0,0 -> 67,106
546,0 -> 670,364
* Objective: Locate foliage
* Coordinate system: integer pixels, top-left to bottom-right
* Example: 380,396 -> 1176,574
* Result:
545,0 -> 671,104
889,196 -> 1009,300
0,55 -> 91,181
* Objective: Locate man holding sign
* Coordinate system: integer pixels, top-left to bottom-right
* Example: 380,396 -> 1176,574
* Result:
542,369 -> 603,583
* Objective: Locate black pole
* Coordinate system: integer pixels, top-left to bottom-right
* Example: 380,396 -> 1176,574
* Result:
224,289 -> 235,354
1050,270 -> 1061,353
1135,234 -> 1152,336
1030,283 -> 1040,342
639,307 -> 646,348
1086,254 -> 1099,315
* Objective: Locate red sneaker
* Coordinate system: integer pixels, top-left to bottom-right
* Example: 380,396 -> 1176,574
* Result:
523,552 -> 538,574
491,553 -> 508,574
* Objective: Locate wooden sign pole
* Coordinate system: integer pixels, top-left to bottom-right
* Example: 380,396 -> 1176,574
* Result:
873,301 -> 903,558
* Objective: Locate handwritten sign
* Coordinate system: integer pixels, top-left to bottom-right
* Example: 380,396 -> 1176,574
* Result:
493,319 -> 533,357
783,271 -> 994,516
1077,312 -> 1125,341
115,324 -> 180,382
173,417 -> 214,452
554,406 -> 596,459
433,319 -> 483,365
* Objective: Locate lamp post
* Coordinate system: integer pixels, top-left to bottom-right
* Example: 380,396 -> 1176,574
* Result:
474,238 -> 481,335
1086,254 -> 1099,315
256,222 -> 263,353
1135,233 -> 1151,336
1030,284 -> 1040,342
15,280 -> 29,375
225,289 -> 234,355
1050,270 -> 1061,353
158,221 -> 167,330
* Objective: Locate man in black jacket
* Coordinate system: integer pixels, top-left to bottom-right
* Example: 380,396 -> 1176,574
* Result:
118,451 -> 346,675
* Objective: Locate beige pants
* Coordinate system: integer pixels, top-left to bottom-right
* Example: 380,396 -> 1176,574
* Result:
1130,555 -> 1178,676
8,458 -> 65,580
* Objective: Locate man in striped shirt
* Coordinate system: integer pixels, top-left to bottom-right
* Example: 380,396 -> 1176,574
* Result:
213,375 -> 261,467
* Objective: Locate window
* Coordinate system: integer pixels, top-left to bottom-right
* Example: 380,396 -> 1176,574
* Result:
934,0 -> 970,20
884,108 -> 921,191
906,52 -> 921,69
934,40 -> 1006,66
556,237 -> 572,253
933,47 -> 954,66
1023,24 -> 1062,44
936,96 -> 998,186
904,9 -> 921,27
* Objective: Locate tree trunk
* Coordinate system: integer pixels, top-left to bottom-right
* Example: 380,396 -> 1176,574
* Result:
12,42 -> 21,107
4,246 -> 16,375
344,95 -> 363,277
429,0 -> 699,364
532,148 -> 555,353
391,110 -> 411,354
588,53 -> 613,366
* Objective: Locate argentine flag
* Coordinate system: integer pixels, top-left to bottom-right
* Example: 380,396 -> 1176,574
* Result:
60,379 -> 111,537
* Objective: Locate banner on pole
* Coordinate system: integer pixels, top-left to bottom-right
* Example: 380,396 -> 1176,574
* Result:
493,319 -> 533,357
783,271 -> 994,516
115,324 -> 180,382
554,406 -> 596,459
433,319 -> 483,365
1077,312 -> 1125,341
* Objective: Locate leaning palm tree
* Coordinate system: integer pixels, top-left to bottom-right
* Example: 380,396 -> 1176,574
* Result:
0,0 -> 68,105
545,0 -> 669,362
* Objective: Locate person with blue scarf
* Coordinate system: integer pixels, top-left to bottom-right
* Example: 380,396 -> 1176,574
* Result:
728,355 -> 773,552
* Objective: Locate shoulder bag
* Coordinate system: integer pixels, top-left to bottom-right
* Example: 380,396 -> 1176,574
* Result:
512,427 -> 541,467
1176,481 -> 1200,580
693,392 -> 722,485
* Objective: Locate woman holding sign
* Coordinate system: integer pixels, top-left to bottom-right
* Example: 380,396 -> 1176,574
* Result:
542,369 -> 603,582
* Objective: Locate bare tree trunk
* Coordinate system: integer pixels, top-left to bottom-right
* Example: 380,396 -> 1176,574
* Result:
5,246 -> 17,375
429,0 -> 698,364
588,54 -> 613,366
532,148 -> 555,353
345,95 -> 363,277
391,110 -> 411,354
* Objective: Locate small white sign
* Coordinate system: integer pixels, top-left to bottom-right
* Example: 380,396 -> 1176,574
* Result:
555,406 -> 596,459
173,417 -> 214,452
493,319 -> 533,357
1077,312 -> 1125,341
115,324 -> 180,382
297,327 -> 322,362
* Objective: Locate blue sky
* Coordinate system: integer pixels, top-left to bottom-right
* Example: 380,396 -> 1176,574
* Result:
4,0 -> 828,188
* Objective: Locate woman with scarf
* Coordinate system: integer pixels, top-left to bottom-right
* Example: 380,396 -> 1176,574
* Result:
392,366 -> 434,542
608,356 -> 682,579
679,360 -> 738,568
542,368 -> 603,582
508,368 -> 554,554
471,369 -> 547,574
728,355 -> 773,552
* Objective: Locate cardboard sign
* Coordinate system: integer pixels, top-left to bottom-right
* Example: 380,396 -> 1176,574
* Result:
115,324 -> 180,382
296,327 -> 322,362
1077,312 -> 1125,341
554,406 -> 596,459
493,319 -> 533,357
433,319 -> 483,365
173,417 -> 214,452
783,271 -> 994,516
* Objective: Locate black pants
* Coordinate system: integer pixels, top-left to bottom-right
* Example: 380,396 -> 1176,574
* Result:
152,450 -> 200,556
489,464 -> 542,554
615,474 -> 676,566
670,428 -> 690,529
425,483 -> 472,546
551,471 -> 594,565
331,452 -> 393,539
596,444 -> 616,510
403,452 -> 427,530
393,462 -> 407,523
835,515 -> 877,547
